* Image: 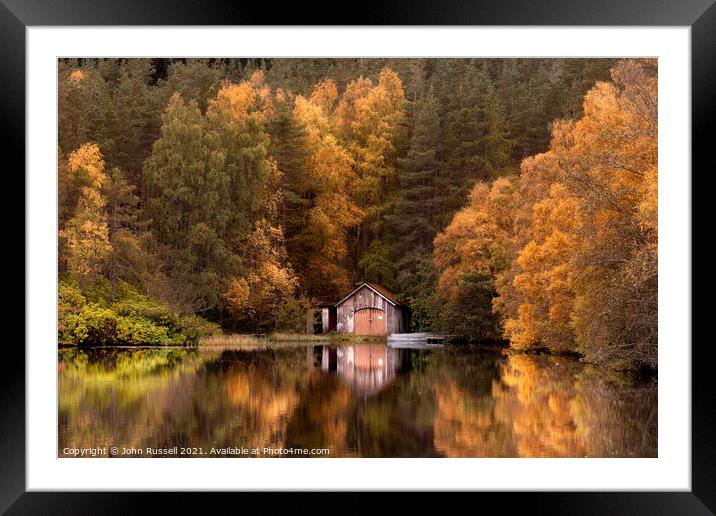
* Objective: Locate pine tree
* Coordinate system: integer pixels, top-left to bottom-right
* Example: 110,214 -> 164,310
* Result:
478,84 -> 513,178
267,92 -> 312,251
109,59 -> 163,187
392,87 -> 440,252
435,62 -> 504,228
103,167 -> 150,298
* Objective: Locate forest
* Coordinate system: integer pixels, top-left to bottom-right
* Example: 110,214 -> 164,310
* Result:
57,57 -> 657,373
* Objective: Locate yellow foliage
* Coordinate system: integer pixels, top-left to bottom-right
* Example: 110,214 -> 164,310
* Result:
224,277 -> 250,313
333,76 -> 373,140
60,145 -> 112,280
291,87 -> 364,300
68,143 -> 106,189
332,68 -> 406,212
210,82 -> 256,122
224,220 -> 298,321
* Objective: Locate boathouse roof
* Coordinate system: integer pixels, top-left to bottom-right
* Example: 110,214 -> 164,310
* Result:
335,282 -> 400,307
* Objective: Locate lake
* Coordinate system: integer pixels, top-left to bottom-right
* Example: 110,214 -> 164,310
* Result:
58,343 -> 657,458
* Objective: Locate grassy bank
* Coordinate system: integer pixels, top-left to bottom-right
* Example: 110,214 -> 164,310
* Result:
199,332 -> 387,349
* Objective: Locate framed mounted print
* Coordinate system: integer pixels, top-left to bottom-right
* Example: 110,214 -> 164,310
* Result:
4,0 -> 713,512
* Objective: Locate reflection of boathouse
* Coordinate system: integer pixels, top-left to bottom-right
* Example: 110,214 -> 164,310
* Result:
322,282 -> 407,336
321,344 -> 408,396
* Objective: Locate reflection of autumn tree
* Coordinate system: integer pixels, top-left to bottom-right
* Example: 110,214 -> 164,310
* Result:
284,373 -> 354,456
570,367 -> 657,457
347,367 -> 439,458
492,354 -> 657,457
221,366 -> 300,450
433,381 -> 514,457
430,348 -> 512,457
59,347 -> 656,458
493,355 -> 584,457
58,348 -> 216,453
286,348 -> 440,457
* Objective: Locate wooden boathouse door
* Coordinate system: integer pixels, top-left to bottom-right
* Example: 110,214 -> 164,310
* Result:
354,308 -> 387,336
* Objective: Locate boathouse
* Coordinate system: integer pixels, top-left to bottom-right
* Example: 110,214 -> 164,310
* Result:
327,282 -> 407,336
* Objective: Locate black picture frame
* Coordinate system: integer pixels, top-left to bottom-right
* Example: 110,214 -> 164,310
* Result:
4,0 -> 711,512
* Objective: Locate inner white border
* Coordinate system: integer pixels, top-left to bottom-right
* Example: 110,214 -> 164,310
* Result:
27,27 -> 691,491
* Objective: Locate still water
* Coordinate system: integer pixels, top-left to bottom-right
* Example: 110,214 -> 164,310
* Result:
59,343 -> 657,458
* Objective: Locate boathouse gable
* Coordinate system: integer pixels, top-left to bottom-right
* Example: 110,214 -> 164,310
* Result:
334,283 -> 406,336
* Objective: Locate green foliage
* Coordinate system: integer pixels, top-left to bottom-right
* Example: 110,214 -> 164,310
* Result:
58,279 -> 218,346
398,254 -> 438,332
58,281 -> 87,345
393,88 -> 441,249
63,304 -> 123,345
179,315 -> 222,343
434,270 -> 501,340
275,296 -> 316,334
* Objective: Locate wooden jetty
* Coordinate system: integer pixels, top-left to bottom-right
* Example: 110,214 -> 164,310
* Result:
387,333 -> 447,349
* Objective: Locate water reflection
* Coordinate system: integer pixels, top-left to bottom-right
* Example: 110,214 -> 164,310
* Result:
59,344 -> 657,458
323,344 -> 409,396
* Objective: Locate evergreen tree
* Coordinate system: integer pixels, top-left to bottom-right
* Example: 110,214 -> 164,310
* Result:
267,93 -> 312,256
103,167 -> 150,298
109,59 -> 164,187
435,62 -> 512,229
393,87 -> 441,250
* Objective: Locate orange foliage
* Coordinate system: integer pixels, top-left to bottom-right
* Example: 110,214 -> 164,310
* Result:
498,59 -> 658,364
69,69 -> 86,85
433,177 -> 516,337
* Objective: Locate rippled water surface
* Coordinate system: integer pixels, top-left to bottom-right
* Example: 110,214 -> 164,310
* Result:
59,343 -> 657,457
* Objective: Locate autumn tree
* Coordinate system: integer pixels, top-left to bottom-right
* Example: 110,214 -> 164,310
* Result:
496,59 -> 657,369
59,144 -> 112,288
334,68 -> 408,286
144,82 -> 284,319
292,86 -> 363,301
567,59 -> 658,369
57,57 -> 653,352
433,177 -> 517,339
59,60 -> 164,191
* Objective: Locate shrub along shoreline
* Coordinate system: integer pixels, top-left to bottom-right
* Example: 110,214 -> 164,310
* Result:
58,278 -> 220,347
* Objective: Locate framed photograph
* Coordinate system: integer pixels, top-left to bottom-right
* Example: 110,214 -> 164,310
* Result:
6,0 -> 712,511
